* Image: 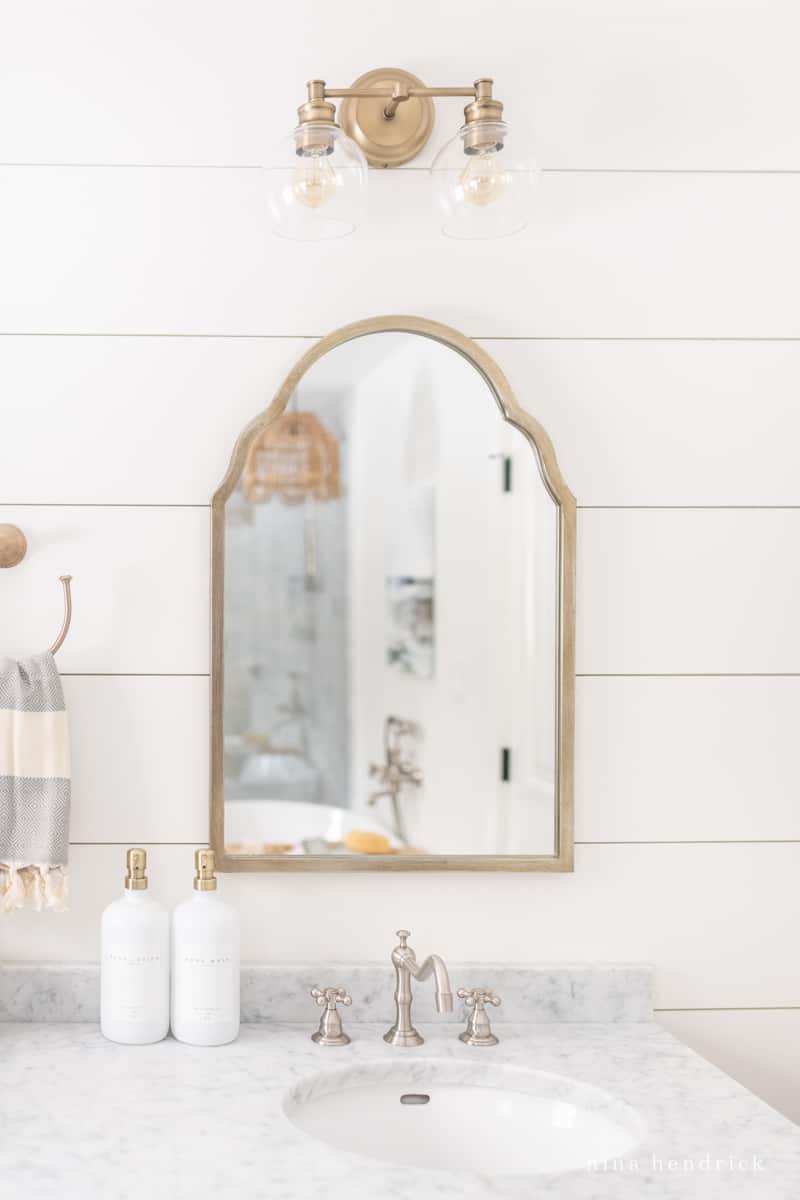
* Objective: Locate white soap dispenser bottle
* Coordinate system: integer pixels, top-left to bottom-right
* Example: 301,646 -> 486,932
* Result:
171,848 -> 240,1046
100,847 -> 170,1044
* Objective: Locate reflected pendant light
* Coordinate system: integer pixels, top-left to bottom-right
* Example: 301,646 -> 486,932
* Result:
243,412 -> 341,504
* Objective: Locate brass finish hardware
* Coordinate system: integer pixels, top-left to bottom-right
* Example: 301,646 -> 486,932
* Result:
462,78 -> 506,153
50,575 -> 73,655
311,986 -> 352,1046
210,315 -> 576,875
0,524 -> 27,568
296,70 -> 506,168
125,847 -> 148,891
1,550 -> 72,654
297,79 -> 338,129
457,986 -> 501,1046
338,69 -> 435,167
193,847 -> 218,891
294,79 -> 339,156
0,520 -> 72,654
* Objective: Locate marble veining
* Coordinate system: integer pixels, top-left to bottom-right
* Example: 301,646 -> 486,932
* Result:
1,1021 -> 798,1199
0,962 -> 100,1022
0,961 -> 653,1023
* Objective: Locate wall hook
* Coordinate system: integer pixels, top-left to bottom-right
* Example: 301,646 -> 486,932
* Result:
50,575 -> 73,655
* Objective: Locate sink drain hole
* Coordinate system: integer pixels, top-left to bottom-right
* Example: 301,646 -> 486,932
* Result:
400,1093 -> 430,1105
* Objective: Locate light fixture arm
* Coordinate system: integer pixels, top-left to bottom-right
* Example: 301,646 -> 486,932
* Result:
295,72 -> 506,167
311,77 -> 499,121
321,83 -> 477,100
324,83 -> 479,118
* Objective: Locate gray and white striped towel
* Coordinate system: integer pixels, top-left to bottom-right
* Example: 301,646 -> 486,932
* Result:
0,652 -> 70,911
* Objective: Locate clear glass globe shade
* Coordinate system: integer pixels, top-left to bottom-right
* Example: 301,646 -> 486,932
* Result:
267,124 -> 368,241
430,122 -> 538,239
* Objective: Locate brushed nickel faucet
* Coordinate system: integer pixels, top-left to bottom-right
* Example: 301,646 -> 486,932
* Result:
309,985 -> 352,1046
384,929 -> 453,1047
457,986 -> 502,1046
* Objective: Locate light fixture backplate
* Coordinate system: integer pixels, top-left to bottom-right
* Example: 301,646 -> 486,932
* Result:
339,68 -> 435,167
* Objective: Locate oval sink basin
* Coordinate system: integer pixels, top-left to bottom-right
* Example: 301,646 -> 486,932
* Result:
284,1059 -> 643,1175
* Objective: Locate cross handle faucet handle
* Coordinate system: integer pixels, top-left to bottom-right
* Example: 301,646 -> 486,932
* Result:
457,987 -> 501,1047
311,985 -> 352,1009
310,986 -> 352,1046
457,986 -> 502,1010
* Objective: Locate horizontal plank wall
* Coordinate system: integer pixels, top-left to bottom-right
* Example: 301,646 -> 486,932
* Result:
64,677 -> 209,844
3,843 -> 799,1012
1,0 -> 798,1124
1,0 -> 797,168
4,337 -> 800,505
1,170 -> 798,337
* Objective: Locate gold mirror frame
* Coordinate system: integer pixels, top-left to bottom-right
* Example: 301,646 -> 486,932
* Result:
211,316 -> 575,872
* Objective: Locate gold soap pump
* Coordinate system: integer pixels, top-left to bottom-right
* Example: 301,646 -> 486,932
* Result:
124,847 -> 148,890
193,848 -> 218,891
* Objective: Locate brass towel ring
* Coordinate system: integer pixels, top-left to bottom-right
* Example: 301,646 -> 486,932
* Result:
0,527 -> 73,655
50,575 -> 73,655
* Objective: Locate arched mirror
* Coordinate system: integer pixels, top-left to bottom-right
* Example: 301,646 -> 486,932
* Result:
211,317 -> 574,871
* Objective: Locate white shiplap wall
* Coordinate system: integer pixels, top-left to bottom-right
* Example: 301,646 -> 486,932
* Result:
1,0 -> 798,1123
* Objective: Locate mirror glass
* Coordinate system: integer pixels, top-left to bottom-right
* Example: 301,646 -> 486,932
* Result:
220,332 -> 562,861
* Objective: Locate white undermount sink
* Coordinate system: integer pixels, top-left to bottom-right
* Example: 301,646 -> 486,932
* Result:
283,1059 -> 644,1175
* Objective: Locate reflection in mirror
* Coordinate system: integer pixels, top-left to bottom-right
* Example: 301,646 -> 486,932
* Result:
221,332 -> 562,861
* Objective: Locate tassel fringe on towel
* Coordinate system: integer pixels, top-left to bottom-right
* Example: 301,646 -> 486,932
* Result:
0,863 -> 69,913
0,651 -> 71,912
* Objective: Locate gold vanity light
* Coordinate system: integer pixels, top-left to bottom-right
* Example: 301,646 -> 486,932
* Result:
266,68 -> 538,241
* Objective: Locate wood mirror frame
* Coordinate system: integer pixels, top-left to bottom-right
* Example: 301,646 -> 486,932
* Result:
210,315 -> 575,871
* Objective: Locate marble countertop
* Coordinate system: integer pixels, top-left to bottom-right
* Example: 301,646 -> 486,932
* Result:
2,1020 -> 798,1199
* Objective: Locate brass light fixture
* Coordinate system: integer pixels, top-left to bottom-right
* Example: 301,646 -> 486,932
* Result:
266,68 -> 538,241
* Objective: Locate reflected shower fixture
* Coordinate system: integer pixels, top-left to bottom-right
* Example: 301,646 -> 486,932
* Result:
266,68 -> 538,241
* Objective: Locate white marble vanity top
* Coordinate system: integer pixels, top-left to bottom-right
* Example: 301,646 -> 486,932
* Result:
2,1019 -> 798,1199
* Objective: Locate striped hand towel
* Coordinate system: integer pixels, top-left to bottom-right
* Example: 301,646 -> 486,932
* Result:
0,653 -> 70,911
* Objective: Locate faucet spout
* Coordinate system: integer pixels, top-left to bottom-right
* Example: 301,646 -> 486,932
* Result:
406,953 -> 453,1013
384,930 -> 452,1046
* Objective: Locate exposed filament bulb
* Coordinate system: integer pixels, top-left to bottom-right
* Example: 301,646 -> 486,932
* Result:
293,153 -> 337,209
459,151 -> 510,207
